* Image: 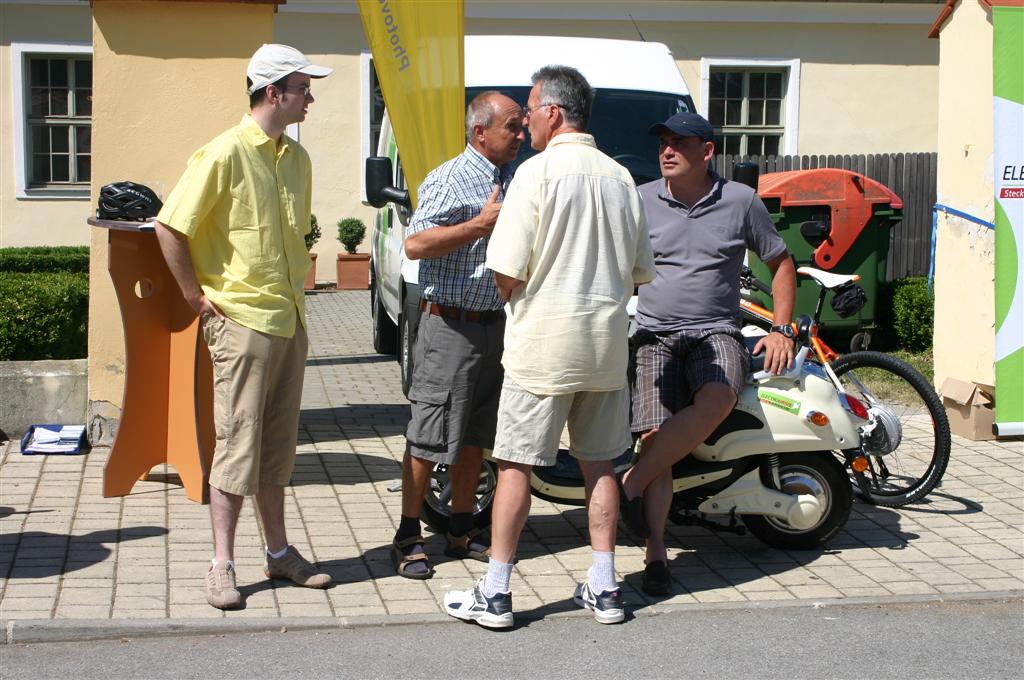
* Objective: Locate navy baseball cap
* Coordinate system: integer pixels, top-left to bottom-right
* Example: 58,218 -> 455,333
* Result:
648,112 -> 714,142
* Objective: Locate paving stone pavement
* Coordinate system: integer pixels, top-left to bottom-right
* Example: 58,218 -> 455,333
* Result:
1,291 -> 1022,624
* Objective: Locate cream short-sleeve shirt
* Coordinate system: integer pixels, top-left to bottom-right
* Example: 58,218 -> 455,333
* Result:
486,133 -> 655,395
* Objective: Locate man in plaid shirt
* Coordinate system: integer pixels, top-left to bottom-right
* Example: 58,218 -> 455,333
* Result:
391,92 -> 525,579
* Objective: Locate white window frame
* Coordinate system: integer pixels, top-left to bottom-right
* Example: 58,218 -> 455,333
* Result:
700,57 -> 800,156
12,41 -> 93,200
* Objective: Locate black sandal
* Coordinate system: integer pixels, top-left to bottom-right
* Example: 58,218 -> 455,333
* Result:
391,535 -> 433,580
444,528 -> 491,562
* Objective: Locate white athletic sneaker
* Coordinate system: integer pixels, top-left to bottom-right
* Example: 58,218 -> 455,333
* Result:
443,578 -> 514,629
573,581 -> 625,624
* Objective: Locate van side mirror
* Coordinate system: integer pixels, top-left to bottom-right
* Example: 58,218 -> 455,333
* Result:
365,156 -> 411,210
733,162 -> 760,192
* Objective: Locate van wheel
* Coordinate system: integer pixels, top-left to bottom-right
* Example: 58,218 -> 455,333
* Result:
371,283 -> 397,355
399,312 -> 414,397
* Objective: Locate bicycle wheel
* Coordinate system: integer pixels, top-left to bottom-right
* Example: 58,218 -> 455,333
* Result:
830,351 -> 951,506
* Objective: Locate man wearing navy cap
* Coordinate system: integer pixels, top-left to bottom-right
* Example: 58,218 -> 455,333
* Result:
620,111 -> 796,596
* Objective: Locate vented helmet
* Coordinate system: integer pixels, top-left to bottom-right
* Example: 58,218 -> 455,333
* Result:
96,181 -> 163,221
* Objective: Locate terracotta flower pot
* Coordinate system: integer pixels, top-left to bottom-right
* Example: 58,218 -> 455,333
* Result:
336,252 -> 370,290
304,252 -> 318,291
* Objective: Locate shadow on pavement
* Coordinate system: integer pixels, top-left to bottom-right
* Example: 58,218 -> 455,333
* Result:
1,526 -> 169,579
895,491 -> 984,515
306,354 -> 395,367
0,506 -> 53,519
299,406 -> 410,443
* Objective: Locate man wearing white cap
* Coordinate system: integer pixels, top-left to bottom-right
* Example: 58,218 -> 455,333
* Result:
155,44 -> 332,609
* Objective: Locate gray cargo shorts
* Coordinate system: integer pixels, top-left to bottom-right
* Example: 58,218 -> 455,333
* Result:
405,309 -> 505,464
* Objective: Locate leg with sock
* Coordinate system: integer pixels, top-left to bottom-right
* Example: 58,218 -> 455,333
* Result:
575,460 -> 625,624
393,450 -> 434,579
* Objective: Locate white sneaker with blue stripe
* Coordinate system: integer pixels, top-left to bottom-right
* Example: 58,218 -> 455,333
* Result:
443,578 -> 514,629
573,581 -> 625,624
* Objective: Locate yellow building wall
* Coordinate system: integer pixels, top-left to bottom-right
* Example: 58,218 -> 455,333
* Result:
933,1 -> 996,388
275,12 -> 377,283
0,3 -> 93,247
87,1 -> 275,439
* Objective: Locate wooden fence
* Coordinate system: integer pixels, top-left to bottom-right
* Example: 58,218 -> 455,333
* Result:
711,152 -> 937,281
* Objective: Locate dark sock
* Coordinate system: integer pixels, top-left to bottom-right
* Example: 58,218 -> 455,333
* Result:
394,515 -> 427,575
449,512 -> 473,538
395,515 -> 421,544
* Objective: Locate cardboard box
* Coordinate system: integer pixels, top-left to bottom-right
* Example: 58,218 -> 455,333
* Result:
941,378 -> 996,441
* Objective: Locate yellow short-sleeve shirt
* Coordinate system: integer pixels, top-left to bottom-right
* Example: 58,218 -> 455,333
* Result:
157,115 -> 312,337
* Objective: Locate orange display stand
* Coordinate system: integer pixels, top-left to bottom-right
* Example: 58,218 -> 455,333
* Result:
89,219 -> 215,503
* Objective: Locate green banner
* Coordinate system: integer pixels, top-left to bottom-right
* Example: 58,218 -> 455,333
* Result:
993,5 -> 1024,436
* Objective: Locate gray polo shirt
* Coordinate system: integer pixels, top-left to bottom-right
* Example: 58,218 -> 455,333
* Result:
635,173 -> 787,332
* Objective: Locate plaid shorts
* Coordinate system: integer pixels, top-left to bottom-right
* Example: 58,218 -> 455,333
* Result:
630,327 -> 749,434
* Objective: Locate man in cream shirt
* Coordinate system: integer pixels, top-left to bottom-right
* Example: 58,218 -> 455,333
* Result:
443,65 -> 655,629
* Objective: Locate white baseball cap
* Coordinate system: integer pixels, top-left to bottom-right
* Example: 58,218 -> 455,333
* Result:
246,44 -> 333,95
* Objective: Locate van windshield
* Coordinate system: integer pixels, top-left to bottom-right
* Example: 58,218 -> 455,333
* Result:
468,86 -> 694,185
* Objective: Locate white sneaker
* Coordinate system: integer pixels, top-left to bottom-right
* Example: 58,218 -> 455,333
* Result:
573,581 -> 625,624
443,578 -> 514,629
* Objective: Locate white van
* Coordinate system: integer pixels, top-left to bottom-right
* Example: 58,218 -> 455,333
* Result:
365,35 -> 695,394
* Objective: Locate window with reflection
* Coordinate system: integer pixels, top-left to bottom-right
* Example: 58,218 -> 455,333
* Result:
27,56 -> 92,187
708,68 -> 785,157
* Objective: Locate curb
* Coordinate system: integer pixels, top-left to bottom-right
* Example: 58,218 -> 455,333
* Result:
4,590 -> 1021,645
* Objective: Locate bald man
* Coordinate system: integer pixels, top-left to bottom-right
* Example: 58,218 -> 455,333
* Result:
391,92 -> 525,579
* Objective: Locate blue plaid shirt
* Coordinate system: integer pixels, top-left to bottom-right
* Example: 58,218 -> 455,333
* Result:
408,145 -> 512,311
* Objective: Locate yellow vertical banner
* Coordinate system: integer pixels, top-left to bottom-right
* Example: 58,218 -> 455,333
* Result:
357,0 -> 465,208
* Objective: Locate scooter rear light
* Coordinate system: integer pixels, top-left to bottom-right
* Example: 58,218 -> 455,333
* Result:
842,394 -> 870,421
851,455 -> 869,473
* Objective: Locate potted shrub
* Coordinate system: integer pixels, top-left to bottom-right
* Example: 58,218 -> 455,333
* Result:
336,217 -> 370,290
304,213 -> 321,291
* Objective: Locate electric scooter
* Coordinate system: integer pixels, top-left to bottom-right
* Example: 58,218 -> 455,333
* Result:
421,328 -> 872,550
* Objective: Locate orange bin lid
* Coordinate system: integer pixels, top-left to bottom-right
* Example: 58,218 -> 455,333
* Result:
757,168 -> 903,270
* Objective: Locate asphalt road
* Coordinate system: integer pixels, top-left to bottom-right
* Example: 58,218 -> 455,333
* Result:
2,597 -> 1021,679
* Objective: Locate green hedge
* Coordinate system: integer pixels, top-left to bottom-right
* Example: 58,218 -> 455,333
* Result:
0,246 -> 89,274
891,276 -> 933,353
0,271 -> 89,360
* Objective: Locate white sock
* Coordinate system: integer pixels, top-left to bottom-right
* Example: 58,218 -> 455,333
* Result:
589,551 -> 617,594
482,559 -> 514,597
266,545 -> 289,559
211,558 -> 236,570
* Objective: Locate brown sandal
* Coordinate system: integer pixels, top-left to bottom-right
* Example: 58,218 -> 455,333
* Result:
444,528 -> 491,562
391,535 -> 433,580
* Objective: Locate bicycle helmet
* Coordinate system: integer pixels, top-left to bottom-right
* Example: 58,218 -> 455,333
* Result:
96,181 -> 163,221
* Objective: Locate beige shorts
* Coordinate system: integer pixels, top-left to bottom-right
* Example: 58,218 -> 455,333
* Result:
492,378 -> 632,467
202,315 -> 307,496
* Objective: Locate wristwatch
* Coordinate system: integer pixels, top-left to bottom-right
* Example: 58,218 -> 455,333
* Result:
770,324 -> 796,339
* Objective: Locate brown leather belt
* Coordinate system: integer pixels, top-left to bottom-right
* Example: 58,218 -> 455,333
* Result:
421,300 -> 505,324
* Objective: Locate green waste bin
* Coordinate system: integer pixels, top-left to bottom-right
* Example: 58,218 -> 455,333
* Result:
747,168 -> 903,350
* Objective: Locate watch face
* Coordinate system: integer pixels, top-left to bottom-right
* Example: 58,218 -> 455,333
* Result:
774,325 -> 794,338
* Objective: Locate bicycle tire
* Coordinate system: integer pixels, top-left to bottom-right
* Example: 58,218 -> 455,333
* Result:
830,351 -> 951,506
